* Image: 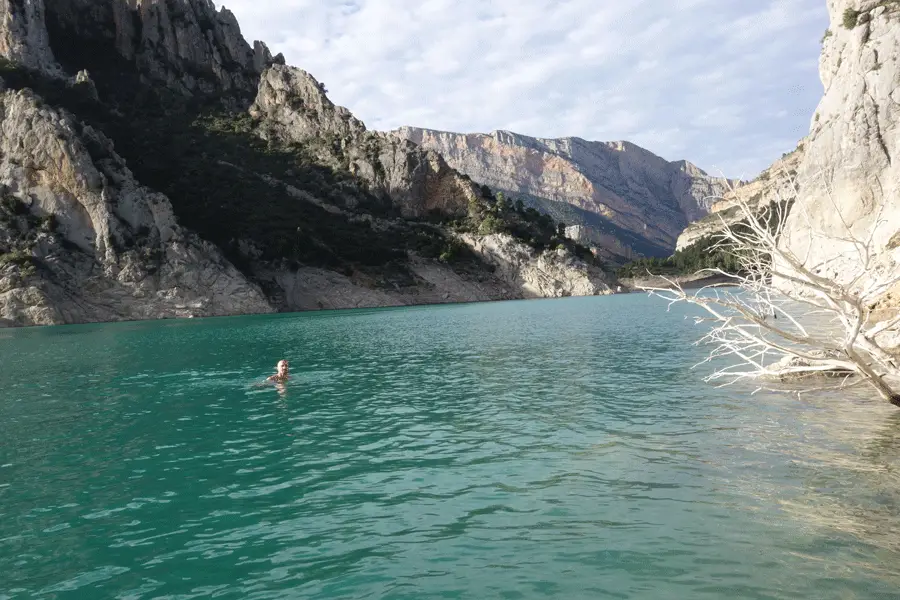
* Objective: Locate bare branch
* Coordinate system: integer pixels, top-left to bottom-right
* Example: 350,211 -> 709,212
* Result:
638,174 -> 900,406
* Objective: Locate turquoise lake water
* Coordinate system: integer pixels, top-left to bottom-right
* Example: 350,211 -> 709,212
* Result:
1,294 -> 899,599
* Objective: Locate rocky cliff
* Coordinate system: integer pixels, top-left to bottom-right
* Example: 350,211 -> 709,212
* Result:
777,0 -> 900,289
0,0 -> 611,327
675,142 -> 806,251
43,0 -> 282,104
394,127 -> 739,261
0,85 -> 273,326
0,0 -> 57,73
250,66 -> 478,220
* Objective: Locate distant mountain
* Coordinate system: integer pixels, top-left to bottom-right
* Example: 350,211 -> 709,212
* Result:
393,127 -> 740,262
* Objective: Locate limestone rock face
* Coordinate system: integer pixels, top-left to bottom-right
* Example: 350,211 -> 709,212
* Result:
0,87 -> 272,326
459,233 -> 611,298
251,65 -> 479,219
267,261 -> 511,312
565,224 -> 637,262
253,234 -> 611,312
676,142 -> 806,251
779,0 -> 900,286
0,0 -> 58,73
41,0 -> 277,103
394,127 -> 739,258
251,65 -> 365,140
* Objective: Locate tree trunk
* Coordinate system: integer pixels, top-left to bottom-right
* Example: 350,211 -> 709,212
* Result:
845,348 -> 899,406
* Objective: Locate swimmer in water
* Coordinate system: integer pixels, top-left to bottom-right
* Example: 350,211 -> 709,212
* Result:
266,359 -> 290,384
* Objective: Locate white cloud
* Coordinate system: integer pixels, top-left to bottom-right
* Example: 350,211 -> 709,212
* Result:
223,0 -> 828,177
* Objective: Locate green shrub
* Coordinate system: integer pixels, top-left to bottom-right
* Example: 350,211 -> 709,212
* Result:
478,214 -> 505,235
0,249 -> 36,276
40,214 -> 58,232
842,8 -> 860,28
617,200 -> 792,279
1,196 -> 29,216
439,239 -> 465,263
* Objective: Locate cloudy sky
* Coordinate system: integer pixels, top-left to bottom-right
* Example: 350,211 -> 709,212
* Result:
223,0 -> 829,179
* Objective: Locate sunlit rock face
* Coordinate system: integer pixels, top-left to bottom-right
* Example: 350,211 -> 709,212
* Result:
777,0 -> 900,290
395,126 -> 738,259
676,143 -> 805,252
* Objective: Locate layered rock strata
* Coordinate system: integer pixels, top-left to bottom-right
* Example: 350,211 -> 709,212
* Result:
394,127 -> 739,258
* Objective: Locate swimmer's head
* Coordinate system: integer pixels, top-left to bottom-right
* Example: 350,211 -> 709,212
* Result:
276,360 -> 289,376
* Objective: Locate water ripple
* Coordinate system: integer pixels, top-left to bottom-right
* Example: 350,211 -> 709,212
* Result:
1,297 -> 899,598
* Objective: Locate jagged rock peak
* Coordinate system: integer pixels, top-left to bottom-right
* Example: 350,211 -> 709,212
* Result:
19,0 -> 282,101
251,64 -> 367,141
250,65 -> 480,220
253,39 -> 283,72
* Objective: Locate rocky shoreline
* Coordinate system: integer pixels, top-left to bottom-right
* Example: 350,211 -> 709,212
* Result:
617,273 -> 737,293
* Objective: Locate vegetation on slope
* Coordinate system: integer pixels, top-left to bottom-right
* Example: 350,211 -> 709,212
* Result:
616,236 -> 742,278
2,49 -> 604,290
616,200 -> 792,279
0,193 -> 61,278
434,188 -> 603,265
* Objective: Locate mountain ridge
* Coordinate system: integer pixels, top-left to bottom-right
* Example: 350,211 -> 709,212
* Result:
393,125 -> 740,262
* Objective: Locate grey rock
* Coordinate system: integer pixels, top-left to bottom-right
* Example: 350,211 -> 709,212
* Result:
259,236 -> 610,312
41,0 -> 274,103
676,142 -> 805,251
393,127 -> 740,258
778,0 -> 900,289
0,0 -> 619,327
0,86 -> 273,326
0,0 -> 59,73
565,224 -> 638,262
459,233 -> 611,298
70,68 -> 99,100
251,65 -> 479,219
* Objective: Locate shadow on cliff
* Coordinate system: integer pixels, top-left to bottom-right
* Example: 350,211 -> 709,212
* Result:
4,9 -> 610,300
2,51 -> 490,293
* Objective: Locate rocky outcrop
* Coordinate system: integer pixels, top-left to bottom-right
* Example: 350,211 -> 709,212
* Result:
267,262 -> 507,312
565,224 -> 637,262
460,233 -> 611,298
676,142 -> 805,251
248,233 -> 611,312
0,86 -> 272,326
0,0 -> 58,73
251,65 -> 479,219
778,0 -> 900,288
393,127 -> 739,258
42,0 -> 282,104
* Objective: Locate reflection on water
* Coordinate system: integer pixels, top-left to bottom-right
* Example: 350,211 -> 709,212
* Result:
715,390 -> 900,561
1,296 -> 899,599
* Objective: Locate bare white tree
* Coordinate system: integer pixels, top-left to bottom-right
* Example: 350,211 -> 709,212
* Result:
640,173 -> 900,406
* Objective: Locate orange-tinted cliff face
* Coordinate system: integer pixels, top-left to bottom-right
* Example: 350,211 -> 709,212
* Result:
395,126 -> 739,259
